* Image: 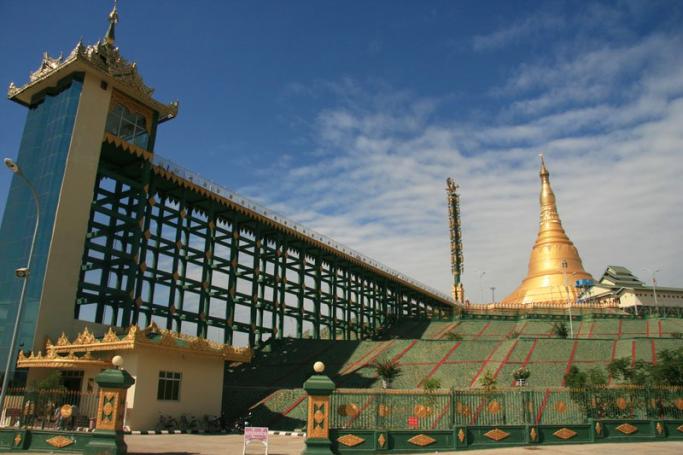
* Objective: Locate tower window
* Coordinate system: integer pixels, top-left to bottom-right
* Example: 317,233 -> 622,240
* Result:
105,91 -> 153,150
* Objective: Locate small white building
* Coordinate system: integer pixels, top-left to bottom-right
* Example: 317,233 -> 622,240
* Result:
16,324 -> 251,430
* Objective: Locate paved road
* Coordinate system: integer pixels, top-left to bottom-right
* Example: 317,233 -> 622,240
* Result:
124,434 -> 683,455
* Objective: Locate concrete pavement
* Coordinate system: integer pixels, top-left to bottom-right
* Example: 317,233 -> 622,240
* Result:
124,433 -> 683,455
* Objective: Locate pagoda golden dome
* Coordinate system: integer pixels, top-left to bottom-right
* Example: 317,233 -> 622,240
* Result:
501,155 -> 592,305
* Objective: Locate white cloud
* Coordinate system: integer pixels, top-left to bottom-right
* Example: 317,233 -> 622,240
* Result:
251,19 -> 683,303
472,11 -> 566,52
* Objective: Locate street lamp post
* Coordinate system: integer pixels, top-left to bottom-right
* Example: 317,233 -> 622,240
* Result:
561,259 -> 574,339
0,158 -> 41,424
642,268 -> 661,316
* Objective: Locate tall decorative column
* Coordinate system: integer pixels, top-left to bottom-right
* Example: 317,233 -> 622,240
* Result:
303,361 -> 336,455
85,355 -> 135,455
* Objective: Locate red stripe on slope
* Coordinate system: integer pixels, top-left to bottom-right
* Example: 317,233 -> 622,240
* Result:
474,322 -> 492,339
587,322 -> 596,339
266,392 -> 307,427
469,341 -> 504,387
510,339 -> 539,386
535,389 -> 552,425
430,401 -> 451,430
418,342 -> 462,387
492,340 -> 519,380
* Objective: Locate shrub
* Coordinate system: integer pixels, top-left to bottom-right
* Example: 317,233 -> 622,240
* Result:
621,347 -> 683,386
565,365 -> 608,388
32,371 -> 64,391
422,377 -> 442,393
373,359 -> 402,389
479,369 -> 497,392
552,322 -> 569,339
564,366 -> 587,388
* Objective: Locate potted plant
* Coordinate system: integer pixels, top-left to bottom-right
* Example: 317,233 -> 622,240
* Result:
512,367 -> 531,386
373,359 -> 402,389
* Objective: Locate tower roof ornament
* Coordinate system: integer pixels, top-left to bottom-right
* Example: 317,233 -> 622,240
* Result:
105,0 -> 119,46
8,0 -> 178,122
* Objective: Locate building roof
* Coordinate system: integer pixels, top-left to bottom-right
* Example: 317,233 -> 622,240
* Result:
599,265 -> 645,288
7,3 -> 178,122
17,324 -> 252,369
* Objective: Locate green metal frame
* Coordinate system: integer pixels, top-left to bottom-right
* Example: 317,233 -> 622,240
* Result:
74,142 -> 452,346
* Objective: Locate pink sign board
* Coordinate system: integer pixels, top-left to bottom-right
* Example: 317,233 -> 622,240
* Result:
245,426 -> 269,441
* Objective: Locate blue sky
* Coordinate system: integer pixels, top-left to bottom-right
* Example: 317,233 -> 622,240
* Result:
1,0 -> 682,302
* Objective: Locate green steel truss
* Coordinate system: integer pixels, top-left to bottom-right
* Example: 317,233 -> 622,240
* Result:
75,143 -> 452,346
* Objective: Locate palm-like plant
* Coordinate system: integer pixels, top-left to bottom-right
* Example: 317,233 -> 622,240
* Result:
373,359 -> 402,389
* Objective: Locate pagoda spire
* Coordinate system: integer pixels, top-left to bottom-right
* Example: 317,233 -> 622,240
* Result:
501,154 -> 592,305
104,0 -> 119,46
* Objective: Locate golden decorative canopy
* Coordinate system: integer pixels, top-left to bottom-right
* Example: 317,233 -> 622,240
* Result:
17,323 -> 252,369
501,155 -> 592,305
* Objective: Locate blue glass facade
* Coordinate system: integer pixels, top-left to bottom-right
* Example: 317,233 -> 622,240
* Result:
0,75 -> 83,374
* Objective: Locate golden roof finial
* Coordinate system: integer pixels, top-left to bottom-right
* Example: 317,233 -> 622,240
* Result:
539,153 -> 549,177
105,0 -> 119,46
501,155 -> 592,305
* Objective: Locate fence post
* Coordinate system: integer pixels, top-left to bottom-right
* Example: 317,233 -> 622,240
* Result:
84,356 -> 135,455
302,361 -> 336,455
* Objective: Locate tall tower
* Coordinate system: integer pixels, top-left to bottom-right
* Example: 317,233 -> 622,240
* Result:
0,3 -> 177,373
446,178 -> 465,303
501,155 -> 592,305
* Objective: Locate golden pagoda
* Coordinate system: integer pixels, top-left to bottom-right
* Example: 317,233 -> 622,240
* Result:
501,155 -> 592,305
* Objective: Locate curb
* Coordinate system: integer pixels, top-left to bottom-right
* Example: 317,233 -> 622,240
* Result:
125,429 -> 305,437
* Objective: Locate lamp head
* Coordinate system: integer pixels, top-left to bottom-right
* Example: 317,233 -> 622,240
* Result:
112,355 -> 124,368
4,158 -> 19,174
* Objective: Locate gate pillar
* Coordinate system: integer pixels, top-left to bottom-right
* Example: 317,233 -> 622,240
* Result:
85,355 -> 135,455
302,361 -> 336,455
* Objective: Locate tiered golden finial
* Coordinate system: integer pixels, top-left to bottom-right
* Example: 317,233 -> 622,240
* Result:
501,154 -> 592,305
104,0 -> 119,45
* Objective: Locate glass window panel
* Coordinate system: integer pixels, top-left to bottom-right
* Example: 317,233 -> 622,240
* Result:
104,101 -> 152,150
118,120 -> 135,142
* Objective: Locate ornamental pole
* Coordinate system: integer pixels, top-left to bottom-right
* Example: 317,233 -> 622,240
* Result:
85,355 -> 135,455
302,361 -> 336,455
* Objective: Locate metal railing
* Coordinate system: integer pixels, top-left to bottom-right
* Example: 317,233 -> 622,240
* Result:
328,386 -> 683,430
0,388 -> 98,430
152,154 -> 455,304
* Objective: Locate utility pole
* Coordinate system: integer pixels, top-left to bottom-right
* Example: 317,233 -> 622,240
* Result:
490,287 -> 496,304
561,258 -> 574,339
